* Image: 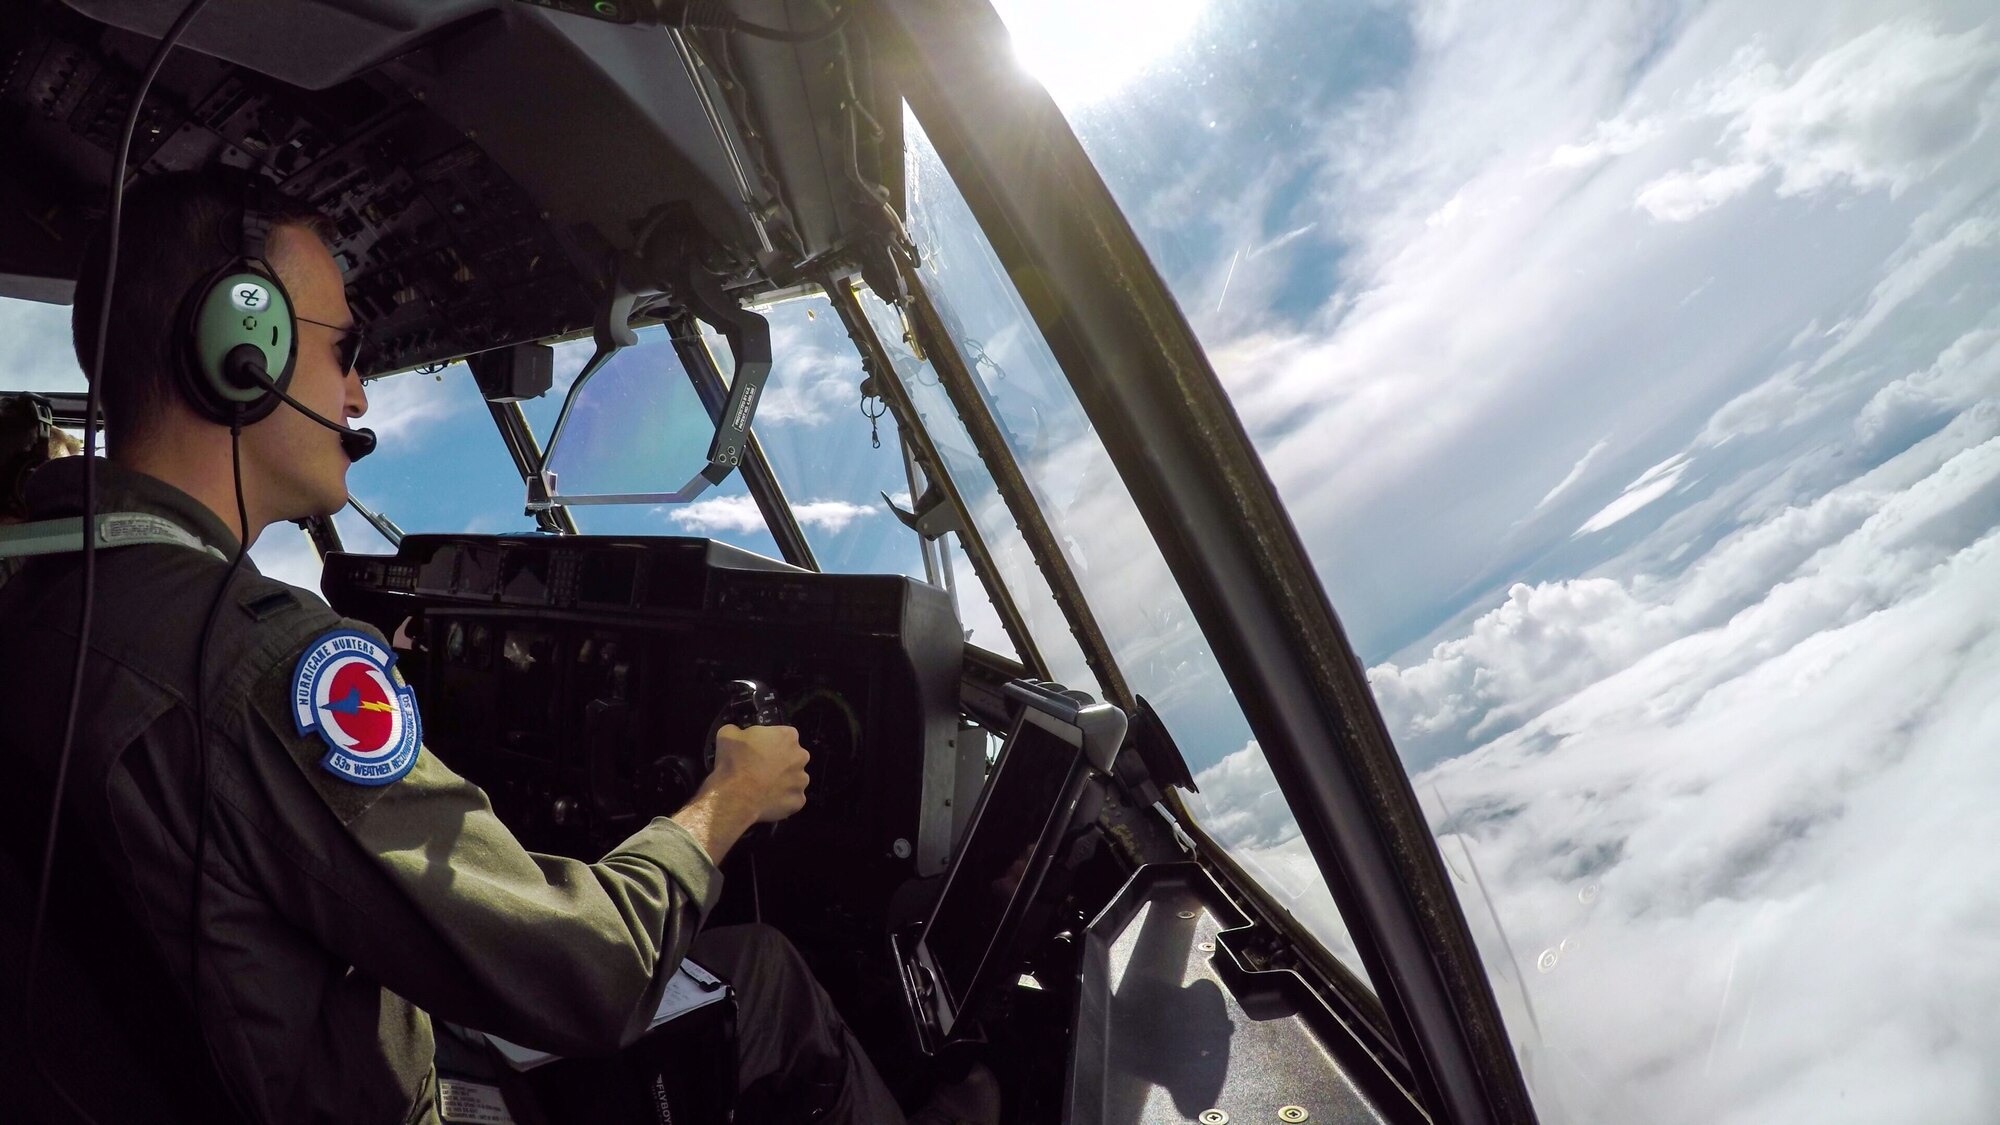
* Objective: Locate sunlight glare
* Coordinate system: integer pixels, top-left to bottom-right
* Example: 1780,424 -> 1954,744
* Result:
991,0 -> 1208,107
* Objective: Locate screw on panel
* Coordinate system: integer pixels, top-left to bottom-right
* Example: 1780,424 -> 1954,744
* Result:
1177,910 -> 1197,919
1198,1112 -> 1229,1125
1196,941 -> 1215,953
1279,1108 -> 1309,1123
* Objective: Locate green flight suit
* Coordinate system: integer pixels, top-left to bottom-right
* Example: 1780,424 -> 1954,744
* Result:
0,459 -> 792,1123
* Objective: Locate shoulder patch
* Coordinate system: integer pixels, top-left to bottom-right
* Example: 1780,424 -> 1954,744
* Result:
292,628 -> 422,786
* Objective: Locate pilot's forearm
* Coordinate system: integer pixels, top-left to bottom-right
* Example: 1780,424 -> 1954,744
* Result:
668,782 -> 760,866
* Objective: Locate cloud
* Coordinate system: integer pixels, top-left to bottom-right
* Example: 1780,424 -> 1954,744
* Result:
1633,160 -> 1767,221
1198,384 -> 2000,1120
0,298 -> 83,392
1409,463 -> 2000,1121
1857,326 -> 2000,442
550,336 -> 593,395
667,495 -> 770,534
756,343 -> 859,426
1053,3 -> 2000,1120
1548,114 -> 1668,169
358,367 -> 464,443
1638,22 -> 2000,222
665,493 -> 876,535
790,499 -> 877,532
1535,438 -> 1612,510
1573,453 -> 1693,536
249,523 -> 326,594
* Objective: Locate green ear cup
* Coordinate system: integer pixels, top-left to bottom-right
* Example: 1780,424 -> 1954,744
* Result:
192,268 -> 296,405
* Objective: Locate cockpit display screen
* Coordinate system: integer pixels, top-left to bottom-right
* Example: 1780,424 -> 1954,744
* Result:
913,705 -> 1093,1039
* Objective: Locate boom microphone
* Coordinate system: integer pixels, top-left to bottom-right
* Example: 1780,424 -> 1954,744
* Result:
339,427 -> 378,462
229,352 -> 377,461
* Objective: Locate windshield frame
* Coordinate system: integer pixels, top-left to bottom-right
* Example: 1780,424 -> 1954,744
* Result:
871,1 -> 1536,1120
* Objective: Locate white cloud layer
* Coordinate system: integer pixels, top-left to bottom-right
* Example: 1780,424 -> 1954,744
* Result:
1198,393 -> 2000,1121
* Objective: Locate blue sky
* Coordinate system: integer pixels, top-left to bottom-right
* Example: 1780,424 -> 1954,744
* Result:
7,0 -> 2000,1118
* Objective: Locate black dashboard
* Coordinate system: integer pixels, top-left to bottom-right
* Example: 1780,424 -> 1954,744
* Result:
323,533 -> 972,927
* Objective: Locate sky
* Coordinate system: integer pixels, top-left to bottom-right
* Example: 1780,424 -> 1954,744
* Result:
6,0 -> 1998,1118
982,0 -> 2000,1119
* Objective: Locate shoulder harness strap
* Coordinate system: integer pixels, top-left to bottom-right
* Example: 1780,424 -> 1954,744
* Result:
0,512 -> 229,562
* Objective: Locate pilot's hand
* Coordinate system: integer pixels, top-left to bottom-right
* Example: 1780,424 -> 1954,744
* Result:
707,723 -> 811,825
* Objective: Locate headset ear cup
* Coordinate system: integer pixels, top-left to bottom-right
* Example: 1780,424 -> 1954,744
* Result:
182,263 -> 296,425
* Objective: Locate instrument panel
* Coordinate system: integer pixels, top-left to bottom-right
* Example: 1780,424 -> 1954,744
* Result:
323,534 -> 971,923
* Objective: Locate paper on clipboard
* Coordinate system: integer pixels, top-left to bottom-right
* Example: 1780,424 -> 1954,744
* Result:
485,958 -> 730,1071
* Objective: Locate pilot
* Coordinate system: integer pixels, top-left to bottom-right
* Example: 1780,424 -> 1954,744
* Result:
0,172 -> 994,1124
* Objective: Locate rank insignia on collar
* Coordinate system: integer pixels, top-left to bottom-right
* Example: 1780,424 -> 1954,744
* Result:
292,629 -> 422,786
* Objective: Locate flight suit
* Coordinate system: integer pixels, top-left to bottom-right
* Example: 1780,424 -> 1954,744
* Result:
0,457 -> 904,1124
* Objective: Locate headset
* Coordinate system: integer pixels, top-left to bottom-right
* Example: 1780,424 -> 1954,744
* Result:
175,187 -> 378,460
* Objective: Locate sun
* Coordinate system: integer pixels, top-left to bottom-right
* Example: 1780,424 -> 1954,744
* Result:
991,0 -> 1208,107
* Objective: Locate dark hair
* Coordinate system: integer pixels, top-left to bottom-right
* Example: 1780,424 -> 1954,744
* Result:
70,170 -> 333,454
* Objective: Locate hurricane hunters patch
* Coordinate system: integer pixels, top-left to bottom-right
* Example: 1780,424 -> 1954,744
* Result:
291,629 -> 421,786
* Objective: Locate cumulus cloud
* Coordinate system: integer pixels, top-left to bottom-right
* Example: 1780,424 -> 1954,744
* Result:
665,493 -> 876,535
790,499 -> 877,532
1857,327 -> 2000,442
1368,391 -> 2000,1112
1195,385 -> 2000,1120
1638,22 -> 2000,222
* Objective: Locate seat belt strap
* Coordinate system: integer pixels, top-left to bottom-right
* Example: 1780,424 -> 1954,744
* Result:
0,512 -> 227,562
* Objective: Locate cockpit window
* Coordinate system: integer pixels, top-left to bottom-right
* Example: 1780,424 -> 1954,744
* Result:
993,0 -> 2000,1119
693,304 -> 1025,660
694,298 -> 918,575
523,333 -> 784,556
852,285 -> 1089,679
894,106 -> 1375,986
540,326 -> 720,505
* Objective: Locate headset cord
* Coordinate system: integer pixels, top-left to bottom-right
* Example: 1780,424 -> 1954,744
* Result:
24,0 -> 215,1120
188,415 -> 250,1063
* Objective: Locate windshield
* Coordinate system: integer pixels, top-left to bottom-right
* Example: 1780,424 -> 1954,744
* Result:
697,302 -> 1027,658
851,286 -> 1094,682
993,0 -> 2000,1121
540,324 -> 731,505
893,107 -> 1374,985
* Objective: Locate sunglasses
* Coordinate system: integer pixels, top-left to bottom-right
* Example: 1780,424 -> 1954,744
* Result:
297,315 -> 366,374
